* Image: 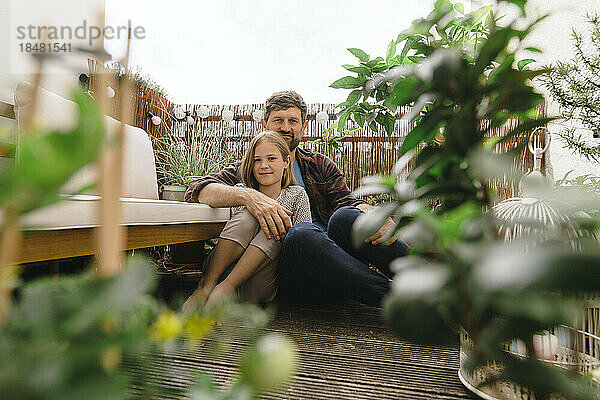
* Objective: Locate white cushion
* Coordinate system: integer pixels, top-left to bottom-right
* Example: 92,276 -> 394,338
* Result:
21,195 -> 230,230
13,83 -> 159,200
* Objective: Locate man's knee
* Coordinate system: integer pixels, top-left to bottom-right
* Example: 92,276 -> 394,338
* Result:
327,206 -> 362,241
283,222 -> 321,249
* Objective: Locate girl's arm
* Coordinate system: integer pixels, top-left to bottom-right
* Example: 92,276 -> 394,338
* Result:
292,188 -> 312,225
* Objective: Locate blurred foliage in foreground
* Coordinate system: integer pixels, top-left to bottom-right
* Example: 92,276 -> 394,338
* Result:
334,0 -> 600,398
0,88 -> 297,399
0,258 -> 297,400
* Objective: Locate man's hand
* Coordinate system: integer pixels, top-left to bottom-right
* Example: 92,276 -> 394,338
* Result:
365,217 -> 397,246
243,189 -> 293,241
357,203 -> 397,246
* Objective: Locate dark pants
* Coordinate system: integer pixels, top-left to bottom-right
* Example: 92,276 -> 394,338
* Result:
277,206 -> 410,307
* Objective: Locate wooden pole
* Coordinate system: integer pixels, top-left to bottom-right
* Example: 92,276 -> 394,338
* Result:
0,56 -> 44,325
96,24 -> 133,276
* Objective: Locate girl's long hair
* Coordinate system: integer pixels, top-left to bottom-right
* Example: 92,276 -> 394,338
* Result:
239,131 -> 297,191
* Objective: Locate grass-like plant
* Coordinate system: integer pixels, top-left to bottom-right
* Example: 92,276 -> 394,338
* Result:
153,130 -> 235,187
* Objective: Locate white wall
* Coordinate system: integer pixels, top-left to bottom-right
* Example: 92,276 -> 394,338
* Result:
521,0 -> 600,181
0,0 -> 106,105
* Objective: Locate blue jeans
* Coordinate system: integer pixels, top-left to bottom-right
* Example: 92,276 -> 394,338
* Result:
277,206 -> 410,307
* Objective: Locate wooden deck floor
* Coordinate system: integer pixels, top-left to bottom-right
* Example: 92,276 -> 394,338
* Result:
133,297 -> 478,399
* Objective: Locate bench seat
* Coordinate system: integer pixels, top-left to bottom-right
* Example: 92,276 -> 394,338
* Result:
19,195 -> 230,264
10,84 -> 231,264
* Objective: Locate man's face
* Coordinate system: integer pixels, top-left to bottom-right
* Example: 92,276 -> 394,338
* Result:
262,107 -> 306,152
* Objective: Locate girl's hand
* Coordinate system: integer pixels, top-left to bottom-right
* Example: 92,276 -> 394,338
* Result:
205,282 -> 235,308
182,286 -> 211,313
243,189 -> 293,240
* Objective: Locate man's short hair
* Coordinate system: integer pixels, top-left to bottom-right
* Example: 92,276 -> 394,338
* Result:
264,91 -> 307,124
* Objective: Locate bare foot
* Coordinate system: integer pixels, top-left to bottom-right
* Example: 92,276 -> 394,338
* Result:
205,283 -> 234,308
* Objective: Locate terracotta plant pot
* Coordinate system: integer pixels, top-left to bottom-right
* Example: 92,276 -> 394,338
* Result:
161,184 -> 187,201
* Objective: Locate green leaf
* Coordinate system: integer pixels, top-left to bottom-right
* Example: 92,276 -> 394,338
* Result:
440,202 -> 482,238
369,121 -> 378,133
375,112 -> 396,136
453,2 -> 464,14
525,46 -> 542,53
342,65 -> 371,75
348,48 -> 369,62
353,111 -> 365,127
495,117 -> 555,145
383,263 -> 458,345
490,292 -> 582,331
386,40 -> 397,64
330,76 -> 366,89
395,32 -> 410,44
474,27 -> 515,75
468,5 -> 493,29
407,55 -> 425,64
475,246 -> 600,294
7,90 -> 106,215
389,75 -> 422,106
517,58 -> 536,70
399,37 -> 418,64
346,89 -> 362,106
400,107 -> 450,154
433,0 -> 453,14
337,108 -> 351,133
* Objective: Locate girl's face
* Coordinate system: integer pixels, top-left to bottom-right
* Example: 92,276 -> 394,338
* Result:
252,141 -> 289,189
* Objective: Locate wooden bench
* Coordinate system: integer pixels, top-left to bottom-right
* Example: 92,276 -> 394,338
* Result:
3,87 -> 229,265
18,222 -> 225,264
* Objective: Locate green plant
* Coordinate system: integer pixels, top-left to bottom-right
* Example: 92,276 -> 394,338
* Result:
329,0 -> 497,136
364,193 -> 393,206
153,130 -> 235,187
0,255 -> 294,400
555,170 -> 600,217
540,13 -> 600,161
105,61 -> 168,97
0,84 -> 297,399
556,170 -> 600,194
342,1 -> 600,398
308,121 -> 360,151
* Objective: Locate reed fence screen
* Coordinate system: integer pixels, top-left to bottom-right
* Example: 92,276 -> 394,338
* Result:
89,59 -> 545,202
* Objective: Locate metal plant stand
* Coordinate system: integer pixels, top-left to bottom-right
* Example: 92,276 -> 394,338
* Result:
459,128 -> 600,399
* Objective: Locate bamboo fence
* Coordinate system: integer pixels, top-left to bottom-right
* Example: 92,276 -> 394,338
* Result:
89,59 -> 545,203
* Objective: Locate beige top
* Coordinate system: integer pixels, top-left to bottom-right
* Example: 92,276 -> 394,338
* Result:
232,184 -> 312,225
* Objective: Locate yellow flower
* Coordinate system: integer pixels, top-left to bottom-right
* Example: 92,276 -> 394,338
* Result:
100,345 -> 122,372
150,311 -> 183,342
185,314 -> 215,340
101,315 -> 118,334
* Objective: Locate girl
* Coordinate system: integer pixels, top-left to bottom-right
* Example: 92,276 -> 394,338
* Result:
183,131 -> 311,309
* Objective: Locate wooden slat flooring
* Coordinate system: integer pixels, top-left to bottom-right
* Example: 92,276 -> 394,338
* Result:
127,300 -> 478,399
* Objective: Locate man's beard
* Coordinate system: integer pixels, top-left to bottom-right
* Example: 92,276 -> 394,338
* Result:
288,138 -> 300,152
280,132 -> 300,152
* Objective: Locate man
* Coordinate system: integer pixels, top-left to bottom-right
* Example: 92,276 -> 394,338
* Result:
185,91 -> 410,307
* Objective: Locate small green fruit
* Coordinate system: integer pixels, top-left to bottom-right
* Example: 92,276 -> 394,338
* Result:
239,334 -> 298,392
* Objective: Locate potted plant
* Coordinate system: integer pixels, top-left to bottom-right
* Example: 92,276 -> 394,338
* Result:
333,0 -> 600,398
153,129 -> 234,201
